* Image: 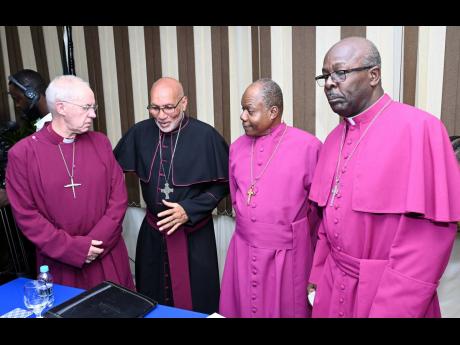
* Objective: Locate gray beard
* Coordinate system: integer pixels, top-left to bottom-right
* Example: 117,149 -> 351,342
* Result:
154,111 -> 184,132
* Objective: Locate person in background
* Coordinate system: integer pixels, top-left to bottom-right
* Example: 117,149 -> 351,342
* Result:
0,69 -> 52,280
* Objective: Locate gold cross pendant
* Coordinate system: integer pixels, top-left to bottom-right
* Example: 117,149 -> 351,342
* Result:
247,185 -> 256,205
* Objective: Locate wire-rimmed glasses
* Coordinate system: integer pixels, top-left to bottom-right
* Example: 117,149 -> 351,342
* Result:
147,96 -> 184,115
60,100 -> 98,112
315,65 -> 376,87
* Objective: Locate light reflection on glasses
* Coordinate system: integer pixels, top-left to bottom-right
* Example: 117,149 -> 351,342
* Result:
60,100 -> 98,112
147,96 -> 184,115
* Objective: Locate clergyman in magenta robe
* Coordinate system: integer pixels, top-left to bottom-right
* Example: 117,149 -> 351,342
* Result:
219,79 -> 322,318
6,75 -> 134,290
308,37 -> 460,318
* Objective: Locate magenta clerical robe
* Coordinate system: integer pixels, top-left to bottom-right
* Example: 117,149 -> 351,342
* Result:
219,123 -> 322,317
308,94 -> 460,317
6,123 -> 134,290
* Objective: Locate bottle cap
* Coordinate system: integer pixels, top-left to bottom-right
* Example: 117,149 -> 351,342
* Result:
40,265 -> 49,273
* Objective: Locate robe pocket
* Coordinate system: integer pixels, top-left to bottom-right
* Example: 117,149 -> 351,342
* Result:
356,259 -> 388,317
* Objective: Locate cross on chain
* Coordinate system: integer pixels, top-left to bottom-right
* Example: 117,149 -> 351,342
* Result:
329,183 -> 339,207
64,177 -> 82,199
161,182 -> 174,200
247,185 -> 256,205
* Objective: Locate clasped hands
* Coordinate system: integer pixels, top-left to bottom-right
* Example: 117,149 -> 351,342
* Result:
157,199 -> 189,235
85,240 -> 104,264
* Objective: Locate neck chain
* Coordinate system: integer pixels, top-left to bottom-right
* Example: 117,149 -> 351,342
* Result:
330,99 -> 392,206
58,141 -> 81,199
158,113 -> 184,200
247,123 -> 288,205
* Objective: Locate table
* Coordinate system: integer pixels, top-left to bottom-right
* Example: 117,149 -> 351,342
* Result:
0,278 -> 208,318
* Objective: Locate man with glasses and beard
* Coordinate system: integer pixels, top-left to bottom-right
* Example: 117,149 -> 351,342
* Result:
114,77 -> 229,314
307,37 -> 460,317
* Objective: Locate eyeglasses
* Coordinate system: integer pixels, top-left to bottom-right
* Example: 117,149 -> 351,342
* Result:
147,96 -> 184,115
60,100 -> 98,112
315,65 -> 376,87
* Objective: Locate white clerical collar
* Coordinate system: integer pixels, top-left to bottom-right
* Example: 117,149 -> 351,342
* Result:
63,137 -> 75,144
345,117 -> 356,126
344,94 -> 386,126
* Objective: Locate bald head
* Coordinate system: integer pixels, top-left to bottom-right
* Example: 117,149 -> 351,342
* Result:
321,37 -> 384,117
149,77 -> 188,132
151,77 -> 184,100
326,37 -> 381,70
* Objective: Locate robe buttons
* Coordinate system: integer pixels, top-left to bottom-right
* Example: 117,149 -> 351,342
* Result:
340,284 -> 345,290
251,217 -> 256,222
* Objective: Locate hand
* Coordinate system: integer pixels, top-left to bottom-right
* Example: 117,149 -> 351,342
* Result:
157,200 -> 189,235
307,283 -> 316,307
85,240 -> 104,264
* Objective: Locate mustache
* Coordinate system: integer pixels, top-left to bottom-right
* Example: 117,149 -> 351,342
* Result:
326,92 -> 342,99
326,94 -> 345,101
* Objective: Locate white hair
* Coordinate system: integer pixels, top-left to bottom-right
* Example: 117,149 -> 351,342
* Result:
46,75 -> 91,115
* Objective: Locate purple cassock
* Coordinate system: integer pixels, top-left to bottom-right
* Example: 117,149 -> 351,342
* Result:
6,123 -> 134,290
308,93 -> 460,317
219,123 -> 322,317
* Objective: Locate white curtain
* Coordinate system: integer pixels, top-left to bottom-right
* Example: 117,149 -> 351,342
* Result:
438,232 -> 460,317
122,207 -> 235,282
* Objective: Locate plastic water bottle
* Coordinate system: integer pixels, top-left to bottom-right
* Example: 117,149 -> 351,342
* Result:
37,265 -> 54,307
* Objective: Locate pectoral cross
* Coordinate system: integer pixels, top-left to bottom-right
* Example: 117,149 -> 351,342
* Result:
247,185 -> 256,205
64,177 -> 82,199
161,182 -> 174,200
330,182 -> 339,207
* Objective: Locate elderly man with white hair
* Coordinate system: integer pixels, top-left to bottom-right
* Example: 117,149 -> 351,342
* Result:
6,75 -> 134,291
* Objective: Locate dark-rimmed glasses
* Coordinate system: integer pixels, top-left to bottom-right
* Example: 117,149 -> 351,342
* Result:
315,65 -> 376,87
147,96 -> 184,115
60,100 -> 98,112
